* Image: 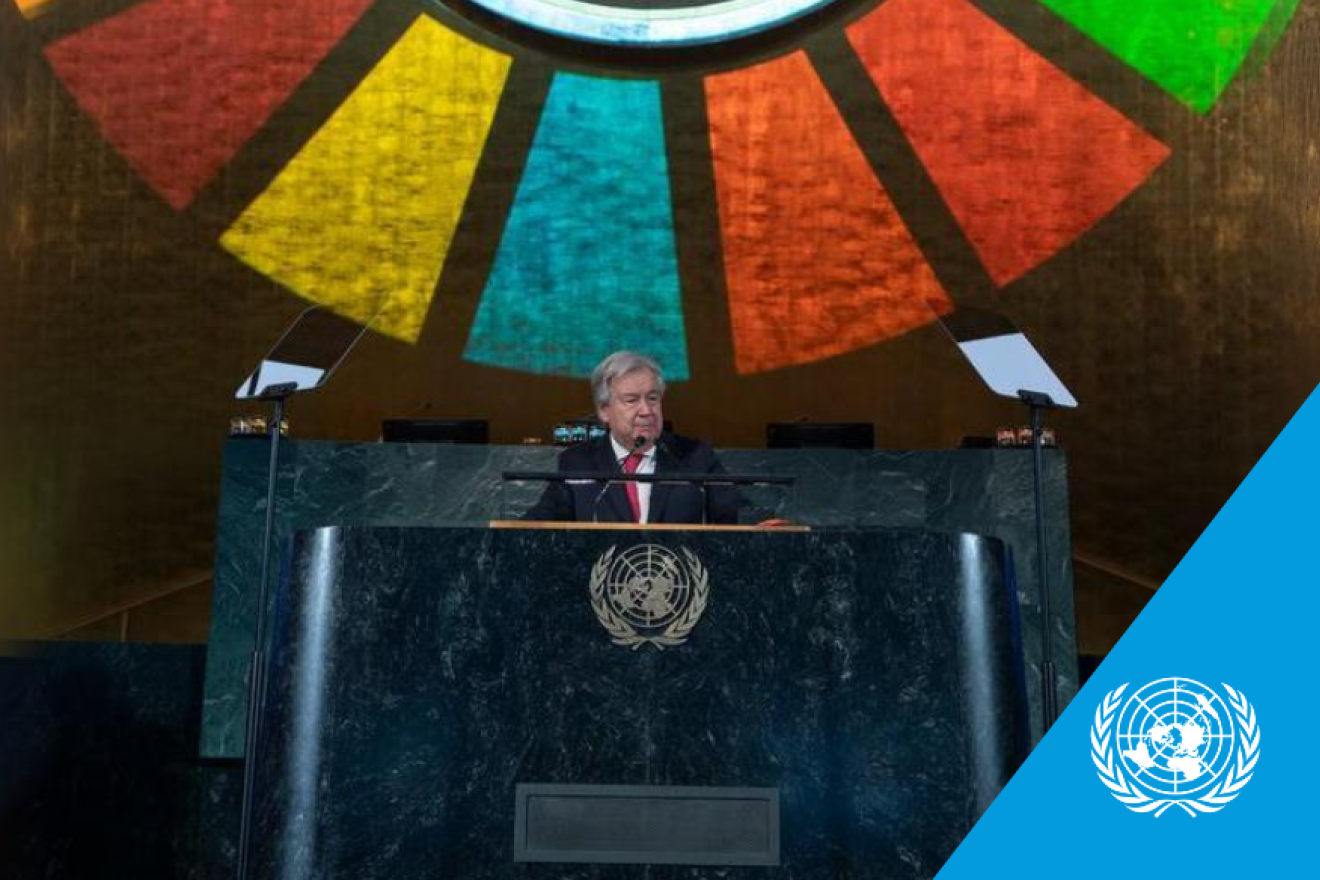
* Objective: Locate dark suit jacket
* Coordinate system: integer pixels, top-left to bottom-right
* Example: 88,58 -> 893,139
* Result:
524,433 -> 740,524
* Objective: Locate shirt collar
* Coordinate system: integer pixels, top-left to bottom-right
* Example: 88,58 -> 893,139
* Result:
610,435 -> 657,462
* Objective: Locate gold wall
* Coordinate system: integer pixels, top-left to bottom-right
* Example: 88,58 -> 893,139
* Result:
2,1 -> 1317,645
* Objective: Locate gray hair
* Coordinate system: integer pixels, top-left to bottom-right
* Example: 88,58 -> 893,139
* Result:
591,351 -> 666,408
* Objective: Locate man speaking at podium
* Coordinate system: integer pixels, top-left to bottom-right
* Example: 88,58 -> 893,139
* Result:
526,351 -> 739,524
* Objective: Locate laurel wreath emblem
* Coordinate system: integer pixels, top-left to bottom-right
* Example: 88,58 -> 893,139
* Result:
589,545 -> 710,650
1091,682 -> 1260,817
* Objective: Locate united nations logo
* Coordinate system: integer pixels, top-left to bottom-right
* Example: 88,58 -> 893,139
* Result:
589,544 -> 709,650
1091,678 -> 1260,816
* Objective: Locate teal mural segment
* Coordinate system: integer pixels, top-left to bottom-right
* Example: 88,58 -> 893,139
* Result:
465,74 -> 689,379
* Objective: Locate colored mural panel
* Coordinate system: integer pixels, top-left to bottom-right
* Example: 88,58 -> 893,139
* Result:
43,0 -> 376,209
848,0 -> 1170,288
465,74 -> 689,379
221,17 -> 511,343
705,51 -> 950,375
15,0 -> 54,18
1036,0 -> 1301,114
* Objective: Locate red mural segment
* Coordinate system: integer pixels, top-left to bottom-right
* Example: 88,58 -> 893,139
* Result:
847,0 -> 1170,287
44,0 -> 376,210
705,51 -> 951,375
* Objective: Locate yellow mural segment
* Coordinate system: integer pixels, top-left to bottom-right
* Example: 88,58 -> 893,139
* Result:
221,17 -> 510,342
15,0 -> 58,18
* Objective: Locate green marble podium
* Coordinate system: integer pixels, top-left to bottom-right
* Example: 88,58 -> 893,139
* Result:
249,524 -> 1028,878
202,441 -> 1076,758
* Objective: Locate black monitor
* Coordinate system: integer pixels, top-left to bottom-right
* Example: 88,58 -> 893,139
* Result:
382,419 -> 489,445
766,422 -> 875,450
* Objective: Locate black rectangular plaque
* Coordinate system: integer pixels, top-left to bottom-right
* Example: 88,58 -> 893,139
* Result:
513,784 -> 780,866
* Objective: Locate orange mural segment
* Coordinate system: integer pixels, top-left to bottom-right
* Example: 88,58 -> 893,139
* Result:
705,51 -> 951,375
847,0 -> 1170,287
15,0 -> 57,18
43,0 -> 376,210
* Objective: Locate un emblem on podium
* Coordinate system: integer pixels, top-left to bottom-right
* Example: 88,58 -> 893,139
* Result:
589,544 -> 709,650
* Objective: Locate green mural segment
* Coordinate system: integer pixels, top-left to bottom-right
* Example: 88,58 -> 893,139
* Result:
1036,0 -> 1300,113
465,74 -> 689,379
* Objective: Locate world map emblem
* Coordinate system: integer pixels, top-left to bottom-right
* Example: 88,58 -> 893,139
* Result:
1091,678 -> 1260,817
589,544 -> 709,650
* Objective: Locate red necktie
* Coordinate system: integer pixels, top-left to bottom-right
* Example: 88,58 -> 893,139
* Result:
623,452 -> 643,522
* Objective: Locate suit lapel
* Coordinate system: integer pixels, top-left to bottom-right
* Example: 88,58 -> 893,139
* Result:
649,443 -> 675,524
595,440 -> 633,523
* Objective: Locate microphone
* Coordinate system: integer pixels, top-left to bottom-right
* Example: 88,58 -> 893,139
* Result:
591,436 -> 646,523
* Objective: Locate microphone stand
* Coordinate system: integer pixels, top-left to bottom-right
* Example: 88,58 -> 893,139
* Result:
1018,389 -> 1060,731
235,381 -> 296,880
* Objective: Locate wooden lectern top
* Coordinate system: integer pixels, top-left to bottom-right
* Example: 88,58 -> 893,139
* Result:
488,520 -> 810,532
